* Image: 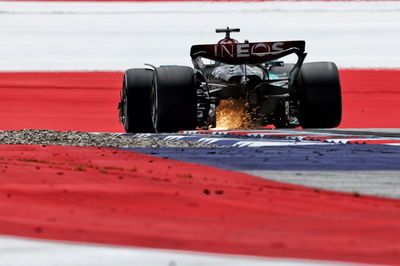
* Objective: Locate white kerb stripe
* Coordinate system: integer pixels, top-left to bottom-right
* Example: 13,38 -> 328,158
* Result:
0,236 -> 361,266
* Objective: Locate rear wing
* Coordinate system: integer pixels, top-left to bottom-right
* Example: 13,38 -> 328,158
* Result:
191,40 -> 307,88
190,41 -> 306,65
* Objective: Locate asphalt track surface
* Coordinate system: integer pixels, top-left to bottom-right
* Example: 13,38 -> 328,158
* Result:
132,129 -> 400,198
1,1 -> 400,265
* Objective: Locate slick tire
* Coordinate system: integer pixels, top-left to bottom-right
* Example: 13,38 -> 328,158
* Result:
121,68 -> 154,133
298,62 -> 342,128
151,66 -> 197,132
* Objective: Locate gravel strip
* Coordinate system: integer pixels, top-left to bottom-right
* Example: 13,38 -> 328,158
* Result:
0,129 -> 215,148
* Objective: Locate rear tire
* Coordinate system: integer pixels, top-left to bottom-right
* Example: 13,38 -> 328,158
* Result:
152,66 -> 197,132
121,68 -> 154,133
298,62 -> 342,128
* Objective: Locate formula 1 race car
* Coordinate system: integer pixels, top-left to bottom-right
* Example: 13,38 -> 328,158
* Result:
118,27 -> 342,133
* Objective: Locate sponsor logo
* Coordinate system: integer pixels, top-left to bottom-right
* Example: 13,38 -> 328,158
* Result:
214,42 -> 285,58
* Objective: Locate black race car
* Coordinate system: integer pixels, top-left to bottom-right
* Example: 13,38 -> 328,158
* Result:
118,27 -> 341,133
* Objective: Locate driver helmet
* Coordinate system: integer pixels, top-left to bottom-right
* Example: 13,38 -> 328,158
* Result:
218,38 -> 239,44
214,38 -> 239,65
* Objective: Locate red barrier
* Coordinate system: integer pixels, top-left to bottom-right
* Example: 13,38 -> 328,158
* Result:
0,145 -> 400,264
1,69 -> 399,131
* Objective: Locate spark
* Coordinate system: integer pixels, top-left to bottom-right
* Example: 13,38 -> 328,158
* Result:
216,99 -> 256,130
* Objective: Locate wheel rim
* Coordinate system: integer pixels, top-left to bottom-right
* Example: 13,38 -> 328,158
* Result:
122,82 -> 129,131
151,80 -> 158,132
